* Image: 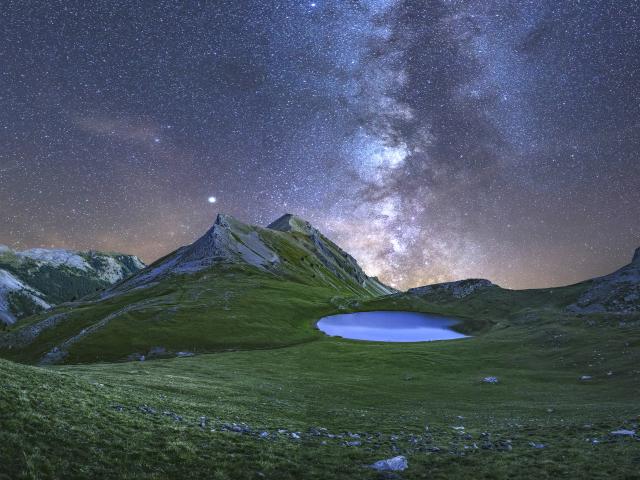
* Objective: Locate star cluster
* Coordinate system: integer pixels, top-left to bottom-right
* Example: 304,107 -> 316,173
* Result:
1,0 -> 639,289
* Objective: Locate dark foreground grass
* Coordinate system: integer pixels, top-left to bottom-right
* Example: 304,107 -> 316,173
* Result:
1,309 -> 639,479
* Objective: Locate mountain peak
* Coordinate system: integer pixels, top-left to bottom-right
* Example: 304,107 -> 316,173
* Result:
267,214 -> 315,235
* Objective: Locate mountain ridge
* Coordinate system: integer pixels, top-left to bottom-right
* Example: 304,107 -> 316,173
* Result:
0,246 -> 145,325
0,213 -> 394,364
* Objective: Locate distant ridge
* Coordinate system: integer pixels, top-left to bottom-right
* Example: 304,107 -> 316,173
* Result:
0,246 -> 145,325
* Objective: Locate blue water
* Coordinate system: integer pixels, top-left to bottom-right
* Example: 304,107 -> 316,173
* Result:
317,311 -> 469,342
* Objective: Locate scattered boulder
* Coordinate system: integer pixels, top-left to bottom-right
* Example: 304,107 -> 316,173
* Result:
163,411 -> 183,422
369,455 -> 408,472
610,429 -> 636,437
138,405 -> 157,415
482,376 -> 500,384
579,375 -> 593,381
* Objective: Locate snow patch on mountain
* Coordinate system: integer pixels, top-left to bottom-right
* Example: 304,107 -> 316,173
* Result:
17,248 -> 90,271
92,255 -> 129,283
0,269 -> 50,324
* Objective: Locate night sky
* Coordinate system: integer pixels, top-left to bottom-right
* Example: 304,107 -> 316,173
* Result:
1,1 -> 639,290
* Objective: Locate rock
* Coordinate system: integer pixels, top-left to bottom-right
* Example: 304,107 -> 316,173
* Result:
112,404 -> 125,412
496,440 -> 513,451
259,431 -> 270,438
579,375 -> 593,381
529,442 -> 545,449
138,405 -> 157,415
369,455 -> 408,472
176,351 -> 195,357
291,432 -> 301,439
223,423 -> 251,434
148,346 -> 166,357
345,441 -> 361,447
163,411 -> 183,422
482,376 -> 500,384
610,429 -> 636,437
198,416 -> 208,429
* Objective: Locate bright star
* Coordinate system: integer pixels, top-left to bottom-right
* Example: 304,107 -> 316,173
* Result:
208,196 -> 217,204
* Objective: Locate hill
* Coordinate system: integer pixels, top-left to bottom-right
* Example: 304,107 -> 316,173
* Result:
0,214 -> 393,364
0,246 -> 145,325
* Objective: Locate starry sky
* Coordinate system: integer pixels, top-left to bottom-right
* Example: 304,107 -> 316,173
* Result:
1,0 -> 639,290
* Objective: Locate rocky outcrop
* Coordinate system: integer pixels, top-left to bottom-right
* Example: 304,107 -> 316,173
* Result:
408,278 -> 494,299
567,247 -> 640,314
268,214 -> 395,296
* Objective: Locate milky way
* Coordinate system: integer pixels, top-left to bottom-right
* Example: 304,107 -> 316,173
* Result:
1,1 -> 639,289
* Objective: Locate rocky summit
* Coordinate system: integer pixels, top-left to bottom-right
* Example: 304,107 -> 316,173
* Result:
110,213 -> 393,298
568,247 -> 640,314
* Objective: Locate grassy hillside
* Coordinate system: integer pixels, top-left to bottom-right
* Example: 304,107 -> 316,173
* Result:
0,215 -> 395,365
1,224 -> 638,478
1,304 -> 639,479
0,265 -> 353,364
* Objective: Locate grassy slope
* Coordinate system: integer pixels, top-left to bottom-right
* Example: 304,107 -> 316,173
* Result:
1,265 -> 355,364
0,320 -> 640,479
1,219 -> 396,364
1,289 -> 639,479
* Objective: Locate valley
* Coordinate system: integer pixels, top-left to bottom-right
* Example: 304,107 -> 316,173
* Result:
0,215 -> 638,479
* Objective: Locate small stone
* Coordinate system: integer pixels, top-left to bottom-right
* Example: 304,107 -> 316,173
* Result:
529,442 -> 545,449
259,431 -> 269,438
112,404 -> 125,412
138,405 -> 157,415
198,416 -> 208,429
482,376 -> 500,384
369,455 -> 408,472
163,411 -> 183,422
580,375 -> 593,381
291,432 -> 301,439
345,441 -> 361,447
